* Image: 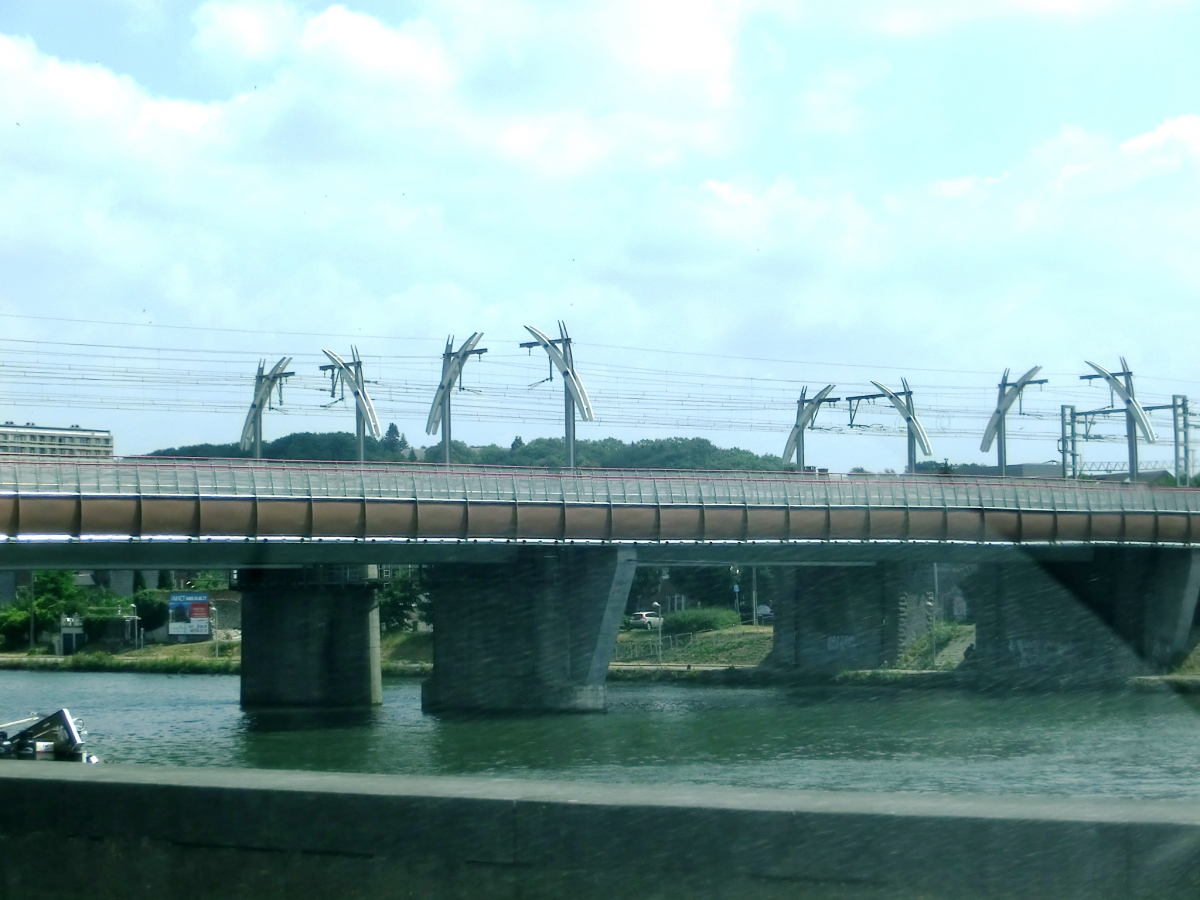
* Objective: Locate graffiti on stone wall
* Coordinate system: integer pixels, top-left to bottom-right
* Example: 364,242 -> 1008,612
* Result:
826,634 -> 858,653
1007,638 -> 1082,668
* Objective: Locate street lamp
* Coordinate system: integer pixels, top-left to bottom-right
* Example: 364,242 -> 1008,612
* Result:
751,567 -> 758,627
27,572 -> 35,652
652,601 -> 662,665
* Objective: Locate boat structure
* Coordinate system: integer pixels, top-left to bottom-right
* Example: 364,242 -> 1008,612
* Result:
0,709 -> 98,763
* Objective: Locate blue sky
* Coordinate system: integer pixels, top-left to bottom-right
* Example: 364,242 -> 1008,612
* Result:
0,0 -> 1198,470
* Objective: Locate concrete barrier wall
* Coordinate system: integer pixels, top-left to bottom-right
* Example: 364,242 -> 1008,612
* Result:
2,765 -> 1200,900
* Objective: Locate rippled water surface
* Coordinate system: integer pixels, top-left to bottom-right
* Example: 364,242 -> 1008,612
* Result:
4,671 -> 1200,798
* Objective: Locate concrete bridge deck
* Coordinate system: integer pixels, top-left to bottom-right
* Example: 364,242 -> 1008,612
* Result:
0,458 -> 1197,568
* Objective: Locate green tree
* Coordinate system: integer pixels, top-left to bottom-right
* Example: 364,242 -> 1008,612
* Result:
627,566 -> 666,613
150,430 -> 795,471
132,588 -> 169,632
666,566 -> 739,610
421,441 -> 479,465
180,570 -> 228,591
382,423 -> 404,452
0,570 -> 88,647
376,568 -> 425,632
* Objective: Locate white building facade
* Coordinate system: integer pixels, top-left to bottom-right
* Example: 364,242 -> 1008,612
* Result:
0,422 -> 113,458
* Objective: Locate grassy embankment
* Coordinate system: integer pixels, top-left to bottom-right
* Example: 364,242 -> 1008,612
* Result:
608,625 -> 774,682
1129,643 -> 1200,692
0,622 -> 984,683
613,625 -> 773,665
0,640 -> 241,674
0,627 -> 764,677
0,632 -> 434,676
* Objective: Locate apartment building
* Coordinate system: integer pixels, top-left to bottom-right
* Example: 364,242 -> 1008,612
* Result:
0,422 -> 113,458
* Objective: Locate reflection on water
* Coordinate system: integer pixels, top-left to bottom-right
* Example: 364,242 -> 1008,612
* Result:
4,670 -> 1200,798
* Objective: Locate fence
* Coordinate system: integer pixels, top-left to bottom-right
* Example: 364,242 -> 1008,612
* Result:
612,630 -> 774,664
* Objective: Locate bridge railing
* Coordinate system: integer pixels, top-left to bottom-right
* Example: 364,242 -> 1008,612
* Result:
0,457 -> 1196,514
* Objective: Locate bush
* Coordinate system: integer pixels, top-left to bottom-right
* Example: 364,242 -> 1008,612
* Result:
0,605 -> 30,648
661,608 -> 740,635
896,621 -> 961,670
376,571 -> 424,633
82,613 -> 126,642
133,589 -> 169,632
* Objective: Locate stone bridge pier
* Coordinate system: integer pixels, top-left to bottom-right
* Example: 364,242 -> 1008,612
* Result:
966,548 -> 1200,683
769,563 -> 904,676
768,548 -> 1200,684
421,547 -> 637,713
239,568 -> 382,709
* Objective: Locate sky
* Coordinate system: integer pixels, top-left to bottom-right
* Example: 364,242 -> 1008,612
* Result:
0,0 -> 1199,471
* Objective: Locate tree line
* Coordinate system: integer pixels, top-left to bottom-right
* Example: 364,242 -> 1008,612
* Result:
149,429 -> 788,471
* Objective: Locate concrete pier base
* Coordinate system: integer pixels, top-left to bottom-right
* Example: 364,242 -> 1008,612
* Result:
770,562 -> 903,676
422,548 -> 636,713
767,549 -> 1200,686
965,552 -> 1199,686
240,572 -> 381,709
1041,548 -> 1200,671
968,559 -> 1141,684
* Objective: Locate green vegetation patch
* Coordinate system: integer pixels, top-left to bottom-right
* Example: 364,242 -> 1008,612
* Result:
0,651 -> 238,675
896,622 -> 974,670
660,608 -> 741,635
1173,643 -> 1200,675
381,631 -> 432,663
616,626 -> 773,667
150,432 -> 785,471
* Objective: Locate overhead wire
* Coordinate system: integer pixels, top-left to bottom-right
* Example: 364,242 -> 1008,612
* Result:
0,329 -> 1188,455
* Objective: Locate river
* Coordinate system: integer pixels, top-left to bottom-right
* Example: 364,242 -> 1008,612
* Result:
4,671 -> 1200,799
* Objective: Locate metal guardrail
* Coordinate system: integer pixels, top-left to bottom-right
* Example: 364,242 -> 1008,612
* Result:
612,630 -> 773,663
613,633 -> 698,661
0,458 -> 1195,514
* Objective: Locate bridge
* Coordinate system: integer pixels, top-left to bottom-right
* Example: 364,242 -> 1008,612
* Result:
2,457 -> 1199,561
2,458 -> 1199,712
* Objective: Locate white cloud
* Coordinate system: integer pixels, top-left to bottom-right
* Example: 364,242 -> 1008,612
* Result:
603,0 -> 741,106
298,6 -> 456,90
1121,114 -> 1200,165
495,115 -> 611,174
857,0 -> 1131,34
930,175 -> 1003,200
193,0 -> 300,64
800,58 -> 890,134
2,2 -> 1199,466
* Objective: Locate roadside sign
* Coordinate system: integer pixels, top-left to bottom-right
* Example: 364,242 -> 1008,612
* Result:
168,592 -> 210,636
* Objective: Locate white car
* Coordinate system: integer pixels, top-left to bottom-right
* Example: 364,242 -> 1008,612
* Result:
628,611 -> 662,630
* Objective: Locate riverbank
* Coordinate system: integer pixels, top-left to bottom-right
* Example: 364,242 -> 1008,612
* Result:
6,651 -> 1200,693
6,625 -> 1200,692
0,630 -> 437,676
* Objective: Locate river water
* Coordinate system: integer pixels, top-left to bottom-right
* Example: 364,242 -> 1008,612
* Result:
4,671 -> 1200,799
